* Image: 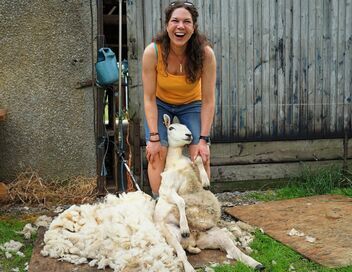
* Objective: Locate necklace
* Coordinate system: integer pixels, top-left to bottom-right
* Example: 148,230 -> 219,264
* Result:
170,47 -> 185,73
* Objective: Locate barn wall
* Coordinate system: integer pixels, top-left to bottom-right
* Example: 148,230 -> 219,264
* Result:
127,0 -> 352,190
128,0 -> 352,142
0,0 -> 97,180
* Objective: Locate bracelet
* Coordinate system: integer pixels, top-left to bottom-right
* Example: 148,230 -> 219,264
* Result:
149,138 -> 160,142
149,132 -> 159,136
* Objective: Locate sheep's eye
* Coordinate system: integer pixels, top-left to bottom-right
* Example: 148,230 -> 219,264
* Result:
169,127 -> 175,131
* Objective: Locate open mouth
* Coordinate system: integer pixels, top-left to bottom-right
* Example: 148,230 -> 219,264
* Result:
175,32 -> 185,38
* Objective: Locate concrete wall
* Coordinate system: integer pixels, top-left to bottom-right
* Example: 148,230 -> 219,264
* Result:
0,0 -> 97,180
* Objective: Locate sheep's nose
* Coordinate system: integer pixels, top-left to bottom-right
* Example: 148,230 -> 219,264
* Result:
185,134 -> 192,141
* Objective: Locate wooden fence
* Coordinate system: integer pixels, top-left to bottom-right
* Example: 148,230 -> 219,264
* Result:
128,0 -> 352,142
126,0 -> 352,190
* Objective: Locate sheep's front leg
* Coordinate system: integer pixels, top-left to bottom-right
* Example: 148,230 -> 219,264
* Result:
196,227 -> 264,271
169,190 -> 190,238
160,223 -> 196,272
194,156 -> 210,188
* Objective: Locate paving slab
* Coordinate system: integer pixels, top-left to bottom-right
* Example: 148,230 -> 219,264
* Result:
226,194 -> 352,268
29,227 -> 234,271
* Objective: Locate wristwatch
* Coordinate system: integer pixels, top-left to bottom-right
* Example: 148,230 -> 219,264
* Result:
199,135 -> 211,145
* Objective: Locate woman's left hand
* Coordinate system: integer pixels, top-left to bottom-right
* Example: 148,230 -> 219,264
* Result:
197,141 -> 210,163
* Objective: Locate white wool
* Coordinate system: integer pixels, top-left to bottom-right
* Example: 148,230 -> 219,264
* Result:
41,191 -> 181,271
34,215 -> 53,228
287,228 -> 305,237
17,223 -> 37,239
2,240 -> 23,252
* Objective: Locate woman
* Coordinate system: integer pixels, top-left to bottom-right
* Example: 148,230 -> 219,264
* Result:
142,0 -> 216,198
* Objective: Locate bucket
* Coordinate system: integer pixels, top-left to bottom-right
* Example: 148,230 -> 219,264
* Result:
95,48 -> 119,86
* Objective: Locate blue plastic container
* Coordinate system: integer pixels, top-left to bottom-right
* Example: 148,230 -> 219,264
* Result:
95,48 -> 119,85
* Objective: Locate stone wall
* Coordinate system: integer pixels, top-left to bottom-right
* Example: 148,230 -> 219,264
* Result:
0,0 -> 97,180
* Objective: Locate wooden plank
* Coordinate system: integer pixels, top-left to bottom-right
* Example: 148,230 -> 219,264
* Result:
246,0 -> 255,138
237,0 -> 247,139
210,160 -> 352,183
269,0 -> 278,137
262,0 -> 270,137
284,0 -> 293,136
330,0 -> 339,133
210,138 -> 349,165
140,139 -> 352,167
253,0 -> 262,138
336,0 -> 346,132
220,0 -> 231,139
277,0 -> 286,136
345,0 -> 352,132
321,0 -> 331,135
202,0 -> 213,40
291,0 -> 300,136
307,0 -> 317,136
212,0 -> 222,137
315,0 -> 324,134
230,0 -> 238,140
300,0 -> 309,136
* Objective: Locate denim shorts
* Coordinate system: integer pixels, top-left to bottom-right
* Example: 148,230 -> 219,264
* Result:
144,98 -> 201,146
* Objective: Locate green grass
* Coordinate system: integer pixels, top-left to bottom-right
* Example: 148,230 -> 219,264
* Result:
249,166 -> 352,201
0,217 -> 36,272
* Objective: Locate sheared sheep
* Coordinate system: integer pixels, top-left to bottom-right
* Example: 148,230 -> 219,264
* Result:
41,191 -> 182,271
154,114 -> 264,272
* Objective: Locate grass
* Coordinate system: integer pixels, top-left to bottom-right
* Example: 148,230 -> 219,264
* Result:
249,166 -> 352,201
1,165 -> 352,272
0,216 -> 36,272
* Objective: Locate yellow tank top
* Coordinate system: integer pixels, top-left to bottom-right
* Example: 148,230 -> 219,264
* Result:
155,43 -> 201,105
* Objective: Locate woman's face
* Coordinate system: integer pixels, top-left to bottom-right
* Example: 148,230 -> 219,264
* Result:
166,7 -> 195,48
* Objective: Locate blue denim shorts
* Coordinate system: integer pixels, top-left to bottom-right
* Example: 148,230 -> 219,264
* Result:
144,98 -> 202,146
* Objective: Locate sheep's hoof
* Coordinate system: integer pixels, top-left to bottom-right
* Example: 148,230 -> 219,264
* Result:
255,264 -> 265,271
181,231 -> 190,238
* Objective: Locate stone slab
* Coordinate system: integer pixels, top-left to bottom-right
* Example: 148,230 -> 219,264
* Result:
226,194 -> 352,268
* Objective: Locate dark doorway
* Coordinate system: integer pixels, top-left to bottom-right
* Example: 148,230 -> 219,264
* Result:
96,0 -> 129,194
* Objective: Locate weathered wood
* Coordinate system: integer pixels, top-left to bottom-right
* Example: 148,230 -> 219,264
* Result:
307,0 -> 316,136
128,0 -> 352,141
345,0 -> 352,131
210,138 -> 351,165
140,138 -> 352,166
210,160 -> 352,184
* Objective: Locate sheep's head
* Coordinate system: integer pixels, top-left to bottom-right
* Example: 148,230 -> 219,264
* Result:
163,114 -> 192,147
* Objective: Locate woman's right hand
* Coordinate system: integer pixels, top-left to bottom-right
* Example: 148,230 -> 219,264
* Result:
146,141 -> 162,164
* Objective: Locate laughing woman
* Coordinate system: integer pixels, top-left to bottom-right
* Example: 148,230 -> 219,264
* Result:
142,0 -> 216,199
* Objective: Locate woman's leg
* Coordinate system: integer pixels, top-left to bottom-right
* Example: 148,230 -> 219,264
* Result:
148,146 -> 168,194
144,99 -> 174,195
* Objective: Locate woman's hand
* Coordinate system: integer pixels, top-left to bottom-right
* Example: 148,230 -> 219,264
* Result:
197,140 -> 210,163
146,141 -> 162,164
191,140 -> 210,163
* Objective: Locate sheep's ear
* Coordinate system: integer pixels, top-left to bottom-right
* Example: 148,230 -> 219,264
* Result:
163,114 -> 171,128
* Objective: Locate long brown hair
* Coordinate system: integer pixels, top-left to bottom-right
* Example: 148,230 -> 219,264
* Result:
154,1 -> 210,83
